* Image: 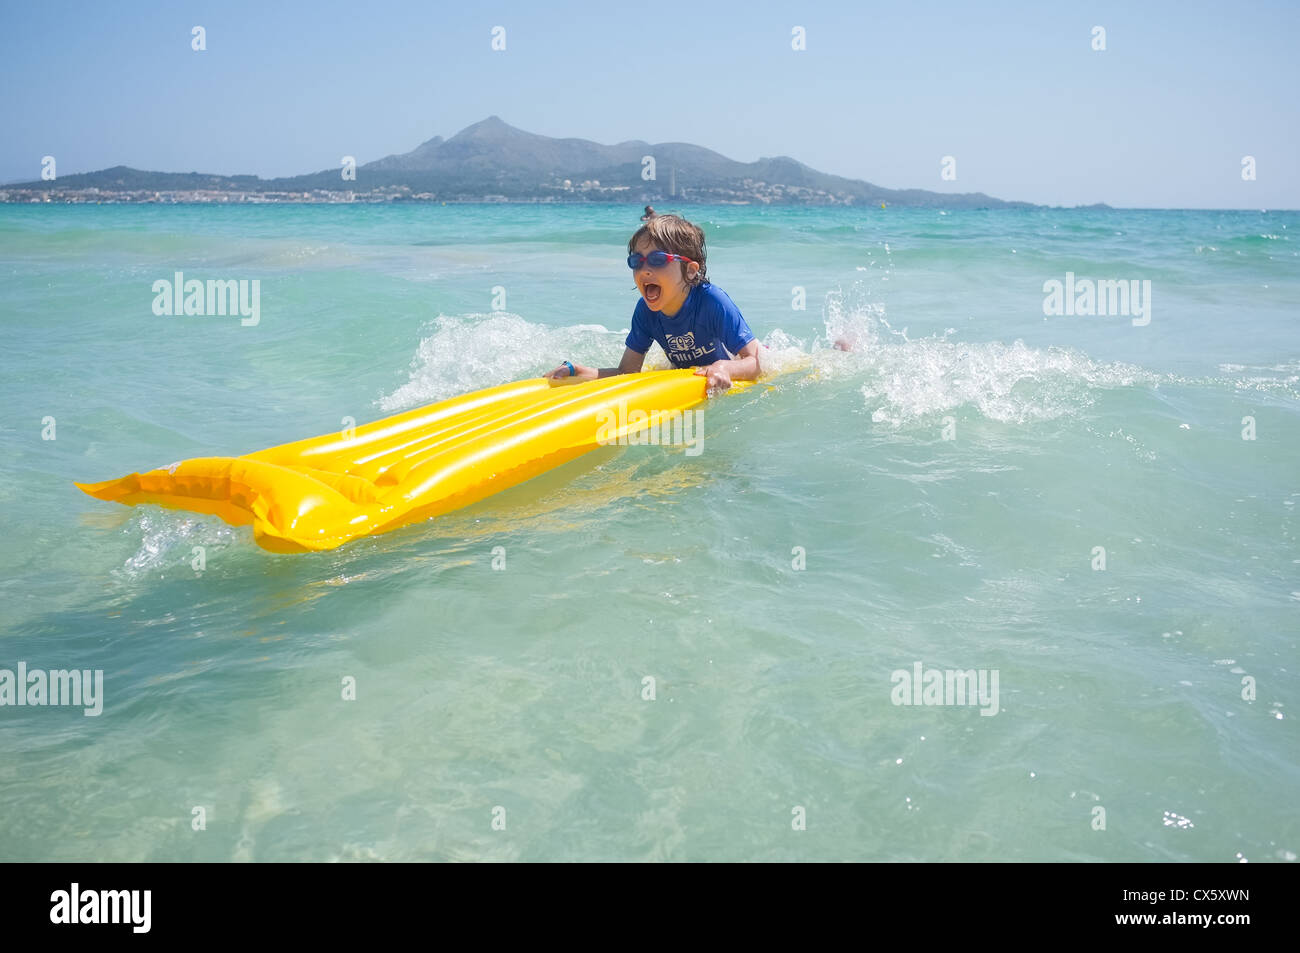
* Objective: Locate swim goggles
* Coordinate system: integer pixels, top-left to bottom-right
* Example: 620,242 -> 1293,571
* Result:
627,251 -> 695,270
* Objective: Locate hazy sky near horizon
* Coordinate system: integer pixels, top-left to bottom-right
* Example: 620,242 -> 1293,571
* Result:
2,0 -> 1296,208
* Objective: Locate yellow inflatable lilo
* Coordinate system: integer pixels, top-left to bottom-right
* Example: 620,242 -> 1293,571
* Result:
75,369 -> 751,553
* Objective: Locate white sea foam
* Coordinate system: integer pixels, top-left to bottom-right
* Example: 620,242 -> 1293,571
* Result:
377,312 -> 625,411
378,304 -> 1157,429
115,513 -> 239,579
809,293 -> 1156,426
380,312 -> 815,409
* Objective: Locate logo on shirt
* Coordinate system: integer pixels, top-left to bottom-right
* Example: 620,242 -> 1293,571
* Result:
665,331 -> 716,363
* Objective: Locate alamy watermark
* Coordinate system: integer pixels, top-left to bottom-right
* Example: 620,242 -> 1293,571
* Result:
1,662 -> 103,716
152,271 -> 260,326
50,883 -> 150,933
890,661 -> 1000,716
1042,272 -> 1151,326
595,401 -> 704,456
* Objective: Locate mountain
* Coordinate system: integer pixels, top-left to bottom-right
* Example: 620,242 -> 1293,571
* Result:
4,116 -> 1037,208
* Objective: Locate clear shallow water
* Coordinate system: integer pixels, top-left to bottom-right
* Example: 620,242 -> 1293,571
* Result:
1,203 -> 1296,861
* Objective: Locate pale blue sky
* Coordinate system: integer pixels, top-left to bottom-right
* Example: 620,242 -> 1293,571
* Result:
2,0 -> 1296,207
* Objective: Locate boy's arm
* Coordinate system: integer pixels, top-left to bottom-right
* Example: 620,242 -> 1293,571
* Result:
695,291 -> 760,390
695,340 -> 761,389
547,347 -> 645,383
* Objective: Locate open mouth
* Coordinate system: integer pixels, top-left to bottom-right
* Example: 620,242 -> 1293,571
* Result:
643,282 -> 662,304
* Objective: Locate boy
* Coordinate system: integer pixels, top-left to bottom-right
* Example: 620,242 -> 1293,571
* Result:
548,213 -> 761,390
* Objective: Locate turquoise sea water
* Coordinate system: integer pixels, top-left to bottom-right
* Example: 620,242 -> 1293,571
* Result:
1,203 -> 1296,861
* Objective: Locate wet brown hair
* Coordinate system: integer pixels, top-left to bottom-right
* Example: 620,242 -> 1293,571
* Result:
627,213 -> 708,287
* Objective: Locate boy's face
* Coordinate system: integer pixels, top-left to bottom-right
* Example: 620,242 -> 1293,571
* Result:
632,236 -> 699,316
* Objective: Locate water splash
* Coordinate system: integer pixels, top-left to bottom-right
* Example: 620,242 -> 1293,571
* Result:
377,295 -> 1161,432
115,512 -> 240,578
813,289 -> 1155,426
378,312 -> 625,410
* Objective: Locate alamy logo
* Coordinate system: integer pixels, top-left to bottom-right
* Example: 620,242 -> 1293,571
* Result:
890,661 -> 1000,716
152,271 -> 261,326
50,884 -> 151,933
595,401 -> 704,456
0,662 -> 103,716
1042,272 -> 1151,326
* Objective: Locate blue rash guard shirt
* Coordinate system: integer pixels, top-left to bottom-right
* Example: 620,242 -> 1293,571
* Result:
625,282 -> 755,368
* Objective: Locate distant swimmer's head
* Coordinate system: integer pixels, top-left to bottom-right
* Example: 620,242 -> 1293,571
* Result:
626,213 -> 707,316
